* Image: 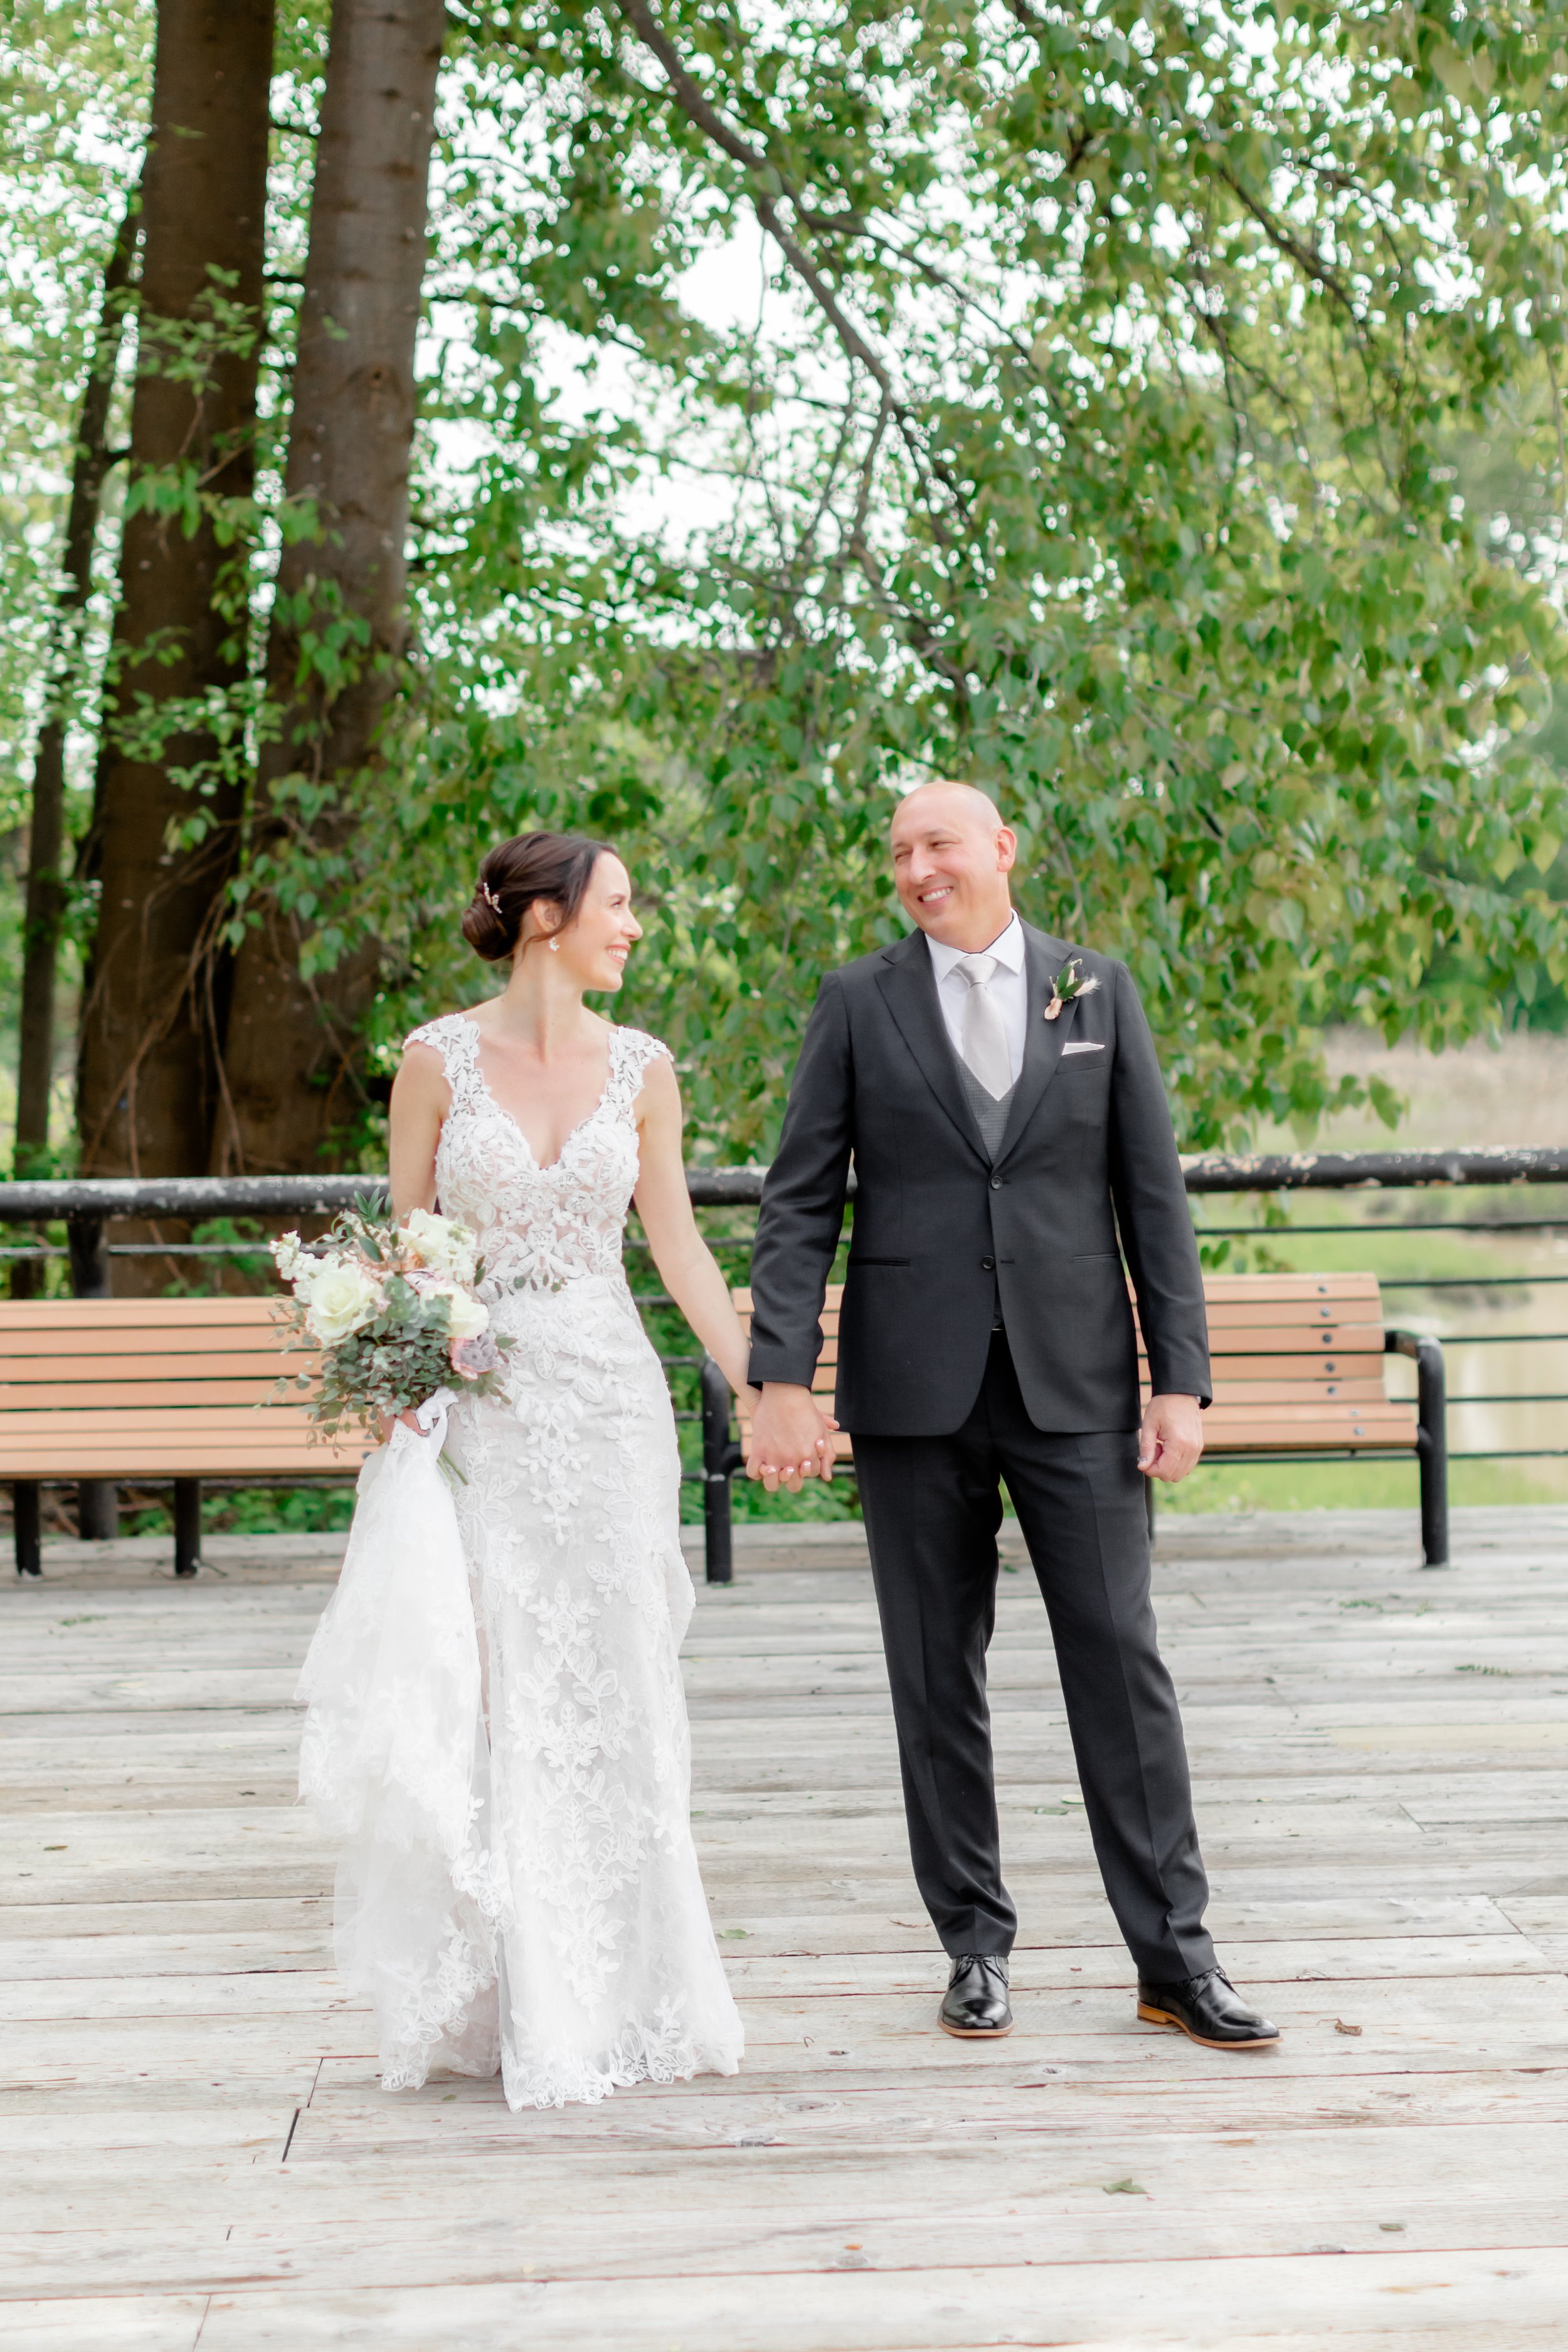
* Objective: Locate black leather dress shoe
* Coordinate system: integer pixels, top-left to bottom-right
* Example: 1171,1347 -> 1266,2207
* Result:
940,1952 -> 1013,2038
1136,1966 -> 1279,2048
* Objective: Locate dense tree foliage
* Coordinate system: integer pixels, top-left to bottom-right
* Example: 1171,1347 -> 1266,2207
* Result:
4,0 -> 1568,1173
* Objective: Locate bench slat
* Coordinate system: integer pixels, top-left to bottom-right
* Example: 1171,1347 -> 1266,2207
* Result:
757,1341 -> 1390,1385
4,1439 -> 364,1458
0,1297 -> 281,1329
1205,1399 -> 1416,1428
1207,1419 -> 1416,1449
0,1405 -> 335,1434
0,1355 -> 309,1386
0,1330 -> 296,1366
728,1278 -> 1384,1318
735,1327 -> 1387,1367
1196,1300 -> 1385,1330
0,1379 -> 302,1410
1188,1272 -> 1380,1300
1188,1326 -> 1385,1357
1207,1377 -> 1390,1404
728,1298 -> 1385,1344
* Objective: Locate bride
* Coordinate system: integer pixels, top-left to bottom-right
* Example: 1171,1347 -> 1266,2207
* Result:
331,828 -> 818,2111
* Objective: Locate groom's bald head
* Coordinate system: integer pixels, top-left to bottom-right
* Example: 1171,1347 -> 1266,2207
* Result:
894,780 -> 1006,837
889,780 -> 1017,951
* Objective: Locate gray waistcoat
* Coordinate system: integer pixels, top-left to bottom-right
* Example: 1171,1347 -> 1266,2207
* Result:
956,1052 -> 1014,1163
954,1054 -> 1014,1330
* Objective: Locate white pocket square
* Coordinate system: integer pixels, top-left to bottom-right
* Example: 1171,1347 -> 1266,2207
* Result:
1061,1040 -> 1104,1056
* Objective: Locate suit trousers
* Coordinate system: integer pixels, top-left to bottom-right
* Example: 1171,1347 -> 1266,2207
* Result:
852,1330 -> 1216,1983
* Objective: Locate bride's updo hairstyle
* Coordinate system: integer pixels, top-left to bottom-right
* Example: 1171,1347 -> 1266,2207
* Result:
460,830 -> 616,963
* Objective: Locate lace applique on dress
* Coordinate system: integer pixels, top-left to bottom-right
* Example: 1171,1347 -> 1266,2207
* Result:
317,1012 -> 744,2111
404,1015 -> 669,1295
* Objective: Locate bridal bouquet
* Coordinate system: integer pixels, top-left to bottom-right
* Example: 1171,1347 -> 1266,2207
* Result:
270,1198 -> 508,1441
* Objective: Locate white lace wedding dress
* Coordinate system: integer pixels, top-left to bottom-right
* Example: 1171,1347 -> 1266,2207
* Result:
297,1014 -> 744,2111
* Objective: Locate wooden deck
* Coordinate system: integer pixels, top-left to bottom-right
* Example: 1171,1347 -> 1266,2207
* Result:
3,1505 -> 1567,2349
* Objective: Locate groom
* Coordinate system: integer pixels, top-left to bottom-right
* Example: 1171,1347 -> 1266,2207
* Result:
746,783 -> 1278,2050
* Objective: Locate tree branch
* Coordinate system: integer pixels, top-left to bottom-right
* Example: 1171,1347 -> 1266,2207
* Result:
612,0 -> 896,395
1210,161 -> 1357,317
610,0 -> 978,544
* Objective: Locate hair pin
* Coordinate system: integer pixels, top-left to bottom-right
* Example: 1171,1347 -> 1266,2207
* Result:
479,880 -> 503,914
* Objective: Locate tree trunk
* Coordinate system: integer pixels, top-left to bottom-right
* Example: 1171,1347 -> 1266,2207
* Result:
215,0 -> 447,1175
14,183 -> 140,1193
75,0 -> 275,1184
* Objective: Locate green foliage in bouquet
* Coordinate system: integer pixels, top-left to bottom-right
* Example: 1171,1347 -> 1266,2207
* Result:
270,1195 -> 509,1443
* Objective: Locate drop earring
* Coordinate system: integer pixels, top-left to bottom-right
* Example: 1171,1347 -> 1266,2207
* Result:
548,938 -> 559,953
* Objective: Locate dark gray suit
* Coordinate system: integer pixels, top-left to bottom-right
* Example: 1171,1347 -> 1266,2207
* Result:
747,920 -> 1216,1978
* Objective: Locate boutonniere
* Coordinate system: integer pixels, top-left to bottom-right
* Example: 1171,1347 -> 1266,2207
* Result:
1044,956 -> 1101,1022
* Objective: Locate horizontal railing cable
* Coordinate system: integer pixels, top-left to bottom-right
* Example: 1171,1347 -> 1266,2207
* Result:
3,1142 -> 1568,1224
1194,1219 -> 1568,1236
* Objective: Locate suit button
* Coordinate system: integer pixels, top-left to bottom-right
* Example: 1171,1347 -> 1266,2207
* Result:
981,1255 -> 995,1271
990,1178 -> 1002,1190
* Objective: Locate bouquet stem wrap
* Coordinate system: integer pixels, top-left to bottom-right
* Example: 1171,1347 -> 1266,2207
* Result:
296,1392 -> 512,2089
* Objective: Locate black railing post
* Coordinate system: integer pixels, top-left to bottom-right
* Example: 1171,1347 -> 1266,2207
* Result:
699,1356 -> 743,1586
66,1214 -> 118,1544
65,1214 -> 109,1298
1414,1336 -> 1449,1570
1387,1330 -> 1449,1569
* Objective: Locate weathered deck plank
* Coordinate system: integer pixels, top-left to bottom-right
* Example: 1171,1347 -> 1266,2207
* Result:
1,1504 -> 1565,2346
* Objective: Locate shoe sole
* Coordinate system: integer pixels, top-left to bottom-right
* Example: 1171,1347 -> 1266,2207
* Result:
938,2016 -> 1014,2039
1136,2000 -> 1279,2050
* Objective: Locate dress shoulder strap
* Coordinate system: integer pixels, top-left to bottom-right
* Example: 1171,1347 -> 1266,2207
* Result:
402,1013 -> 485,1112
607,1025 -> 672,1116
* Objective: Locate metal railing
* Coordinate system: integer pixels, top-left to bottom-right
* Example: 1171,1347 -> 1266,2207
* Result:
3,1146 -> 1565,1574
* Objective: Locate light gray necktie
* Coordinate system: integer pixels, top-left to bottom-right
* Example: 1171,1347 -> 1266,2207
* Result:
955,954 -> 1012,1099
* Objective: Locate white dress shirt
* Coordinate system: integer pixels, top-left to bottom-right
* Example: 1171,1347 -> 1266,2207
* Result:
926,913 -> 1028,1089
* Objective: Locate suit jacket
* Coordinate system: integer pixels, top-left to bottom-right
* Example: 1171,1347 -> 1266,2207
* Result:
746,920 -> 1211,1436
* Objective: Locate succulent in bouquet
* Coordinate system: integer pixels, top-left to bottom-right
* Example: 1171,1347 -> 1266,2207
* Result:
270,1197 -> 509,1444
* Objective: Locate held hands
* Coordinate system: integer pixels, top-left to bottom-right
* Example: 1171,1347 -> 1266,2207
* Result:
1138,1393 -> 1204,1484
746,1382 -> 840,1493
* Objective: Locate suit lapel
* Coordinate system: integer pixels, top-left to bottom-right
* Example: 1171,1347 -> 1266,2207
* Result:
873,931 -> 990,1165
993,924 -> 1074,1169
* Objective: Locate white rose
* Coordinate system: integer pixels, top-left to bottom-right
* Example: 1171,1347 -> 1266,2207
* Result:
403,1208 -> 479,1285
424,1280 -> 489,1341
448,1291 -> 489,1341
304,1261 -> 383,1344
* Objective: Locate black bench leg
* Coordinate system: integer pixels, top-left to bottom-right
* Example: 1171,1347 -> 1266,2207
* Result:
14,1483 -> 41,1577
1414,1338 -> 1448,1569
174,1480 -> 202,1579
77,1479 -> 118,1541
700,1355 -> 743,1586
1387,1330 -> 1448,1569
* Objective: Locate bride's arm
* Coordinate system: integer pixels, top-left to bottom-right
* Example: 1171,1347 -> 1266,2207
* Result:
632,1056 -> 756,1399
388,1045 -> 448,1220
634,1063 -> 835,1482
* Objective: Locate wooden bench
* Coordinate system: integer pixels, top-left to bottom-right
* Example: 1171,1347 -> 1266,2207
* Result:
1,1299 -> 369,1578
698,1272 -> 1448,1578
